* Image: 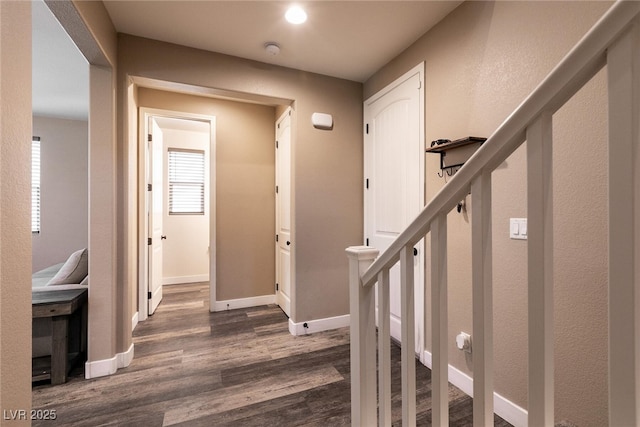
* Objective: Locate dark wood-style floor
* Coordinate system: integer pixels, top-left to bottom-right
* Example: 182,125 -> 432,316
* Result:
33,283 -> 512,426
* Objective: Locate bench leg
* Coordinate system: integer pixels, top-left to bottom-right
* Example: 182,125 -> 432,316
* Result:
51,316 -> 69,385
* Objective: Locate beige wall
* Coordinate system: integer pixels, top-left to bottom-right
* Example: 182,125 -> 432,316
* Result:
0,1 -> 32,420
139,88 -> 276,300
365,1 -> 611,425
32,116 -> 88,273
120,35 -> 363,323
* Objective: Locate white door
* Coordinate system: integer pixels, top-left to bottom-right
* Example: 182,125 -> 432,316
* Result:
148,117 -> 164,315
275,109 -> 292,317
364,64 -> 425,355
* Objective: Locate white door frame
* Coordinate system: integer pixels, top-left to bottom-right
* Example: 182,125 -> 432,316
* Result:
364,62 -> 426,360
138,107 -> 217,321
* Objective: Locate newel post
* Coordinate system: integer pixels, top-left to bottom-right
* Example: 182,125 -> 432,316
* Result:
346,246 -> 379,426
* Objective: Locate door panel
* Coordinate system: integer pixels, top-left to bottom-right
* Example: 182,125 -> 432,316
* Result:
276,109 -> 292,316
148,117 -> 164,315
364,68 -> 424,354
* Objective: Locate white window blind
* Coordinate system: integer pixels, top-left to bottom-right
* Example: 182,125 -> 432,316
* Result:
32,137 -> 41,233
168,148 -> 205,215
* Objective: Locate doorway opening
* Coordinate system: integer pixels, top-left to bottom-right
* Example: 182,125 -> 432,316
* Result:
137,108 -> 216,322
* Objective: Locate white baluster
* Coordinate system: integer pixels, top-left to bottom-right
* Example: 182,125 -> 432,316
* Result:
431,214 -> 448,426
346,246 -> 379,426
471,172 -> 494,426
400,245 -> 416,426
607,19 -> 640,426
527,112 -> 554,425
378,269 -> 392,427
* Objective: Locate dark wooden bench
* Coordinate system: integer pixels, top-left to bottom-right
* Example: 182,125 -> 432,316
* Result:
32,288 -> 87,384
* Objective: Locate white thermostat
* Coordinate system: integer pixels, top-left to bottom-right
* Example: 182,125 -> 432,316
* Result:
311,112 -> 333,130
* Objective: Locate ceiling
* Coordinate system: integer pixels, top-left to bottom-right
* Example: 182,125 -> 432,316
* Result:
33,1 -> 462,120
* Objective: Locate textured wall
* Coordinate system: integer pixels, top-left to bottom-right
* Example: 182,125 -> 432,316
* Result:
0,0 -> 33,419
120,37 -> 363,323
138,88 -> 276,301
365,1 -> 611,425
32,116 -> 88,273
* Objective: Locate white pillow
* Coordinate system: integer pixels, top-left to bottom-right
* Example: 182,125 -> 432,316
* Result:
47,248 -> 88,285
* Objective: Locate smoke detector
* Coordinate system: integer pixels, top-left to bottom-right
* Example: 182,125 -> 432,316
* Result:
265,42 -> 280,56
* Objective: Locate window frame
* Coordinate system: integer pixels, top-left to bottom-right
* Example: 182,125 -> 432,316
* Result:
167,147 -> 206,215
32,136 -> 41,234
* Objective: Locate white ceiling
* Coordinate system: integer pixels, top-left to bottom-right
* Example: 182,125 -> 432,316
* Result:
33,1 -> 462,120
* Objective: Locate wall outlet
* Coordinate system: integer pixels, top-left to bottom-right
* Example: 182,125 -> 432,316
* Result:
456,332 -> 472,353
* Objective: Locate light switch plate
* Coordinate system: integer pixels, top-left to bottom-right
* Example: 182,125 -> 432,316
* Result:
510,218 -> 527,240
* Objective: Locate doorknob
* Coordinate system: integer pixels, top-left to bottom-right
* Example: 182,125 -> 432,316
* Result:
286,241 -> 291,246
161,235 -> 167,240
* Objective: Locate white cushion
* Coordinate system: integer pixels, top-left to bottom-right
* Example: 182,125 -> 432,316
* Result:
47,248 -> 88,285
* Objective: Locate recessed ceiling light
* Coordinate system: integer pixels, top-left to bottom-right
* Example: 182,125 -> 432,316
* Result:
285,5 -> 307,25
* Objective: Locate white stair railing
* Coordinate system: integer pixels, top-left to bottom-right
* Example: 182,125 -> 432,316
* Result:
347,1 -> 640,425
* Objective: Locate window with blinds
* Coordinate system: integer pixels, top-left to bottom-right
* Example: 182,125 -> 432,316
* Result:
168,148 -> 205,215
32,136 -> 41,233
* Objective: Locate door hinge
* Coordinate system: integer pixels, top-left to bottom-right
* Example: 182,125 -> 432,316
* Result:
276,234 -> 279,242
147,237 -> 152,245
148,134 -> 152,142
276,185 -> 279,194
366,238 -> 369,246
276,140 -> 279,149
418,80 -> 422,90
148,291 -> 152,300
276,283 -> 279,291
147,184 -> 152,191
277,123 -> 280,129
366,123 -> 369,134
366,178 -> 369,189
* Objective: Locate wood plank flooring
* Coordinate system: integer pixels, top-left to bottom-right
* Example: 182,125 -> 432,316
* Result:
32,283 -> 513,426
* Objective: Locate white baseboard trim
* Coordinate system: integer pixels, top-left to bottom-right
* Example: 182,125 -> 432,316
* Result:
422,350 -> 527,427
163,275 -> 209,285
85,355 -> 117,379
85,343 -> 135,379
131,311 -> 139,331
212,294 -> 275,312
288,314 -> 350,336
117,343 -> 135,369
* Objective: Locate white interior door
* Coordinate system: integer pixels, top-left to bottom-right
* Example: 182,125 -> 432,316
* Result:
364,64 -> 425,355
148,117 -> 164,315
275,109 -> 292,317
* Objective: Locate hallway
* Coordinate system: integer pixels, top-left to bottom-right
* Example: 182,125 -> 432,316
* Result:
33,283 -> 511,426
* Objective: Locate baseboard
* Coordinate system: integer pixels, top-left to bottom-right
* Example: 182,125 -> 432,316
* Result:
422,350 -> 527,427
288,314 -> 350,336
85,343 -> 135,379
163,275 -> 209,285
212,294 -> 275,312
85,355 -> 117,379
117,343 -> 135,369
131,311 -> 139,331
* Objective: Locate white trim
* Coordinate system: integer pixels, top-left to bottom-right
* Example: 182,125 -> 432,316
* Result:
422,350 -> 528,427
131,311 -> 139,331
288,314 -> 350,336
85,355 -> 117,379
117,343 -> 135,369
163,274 -> 209,285
212,294 -> 275,312
85,344 -> 135,379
